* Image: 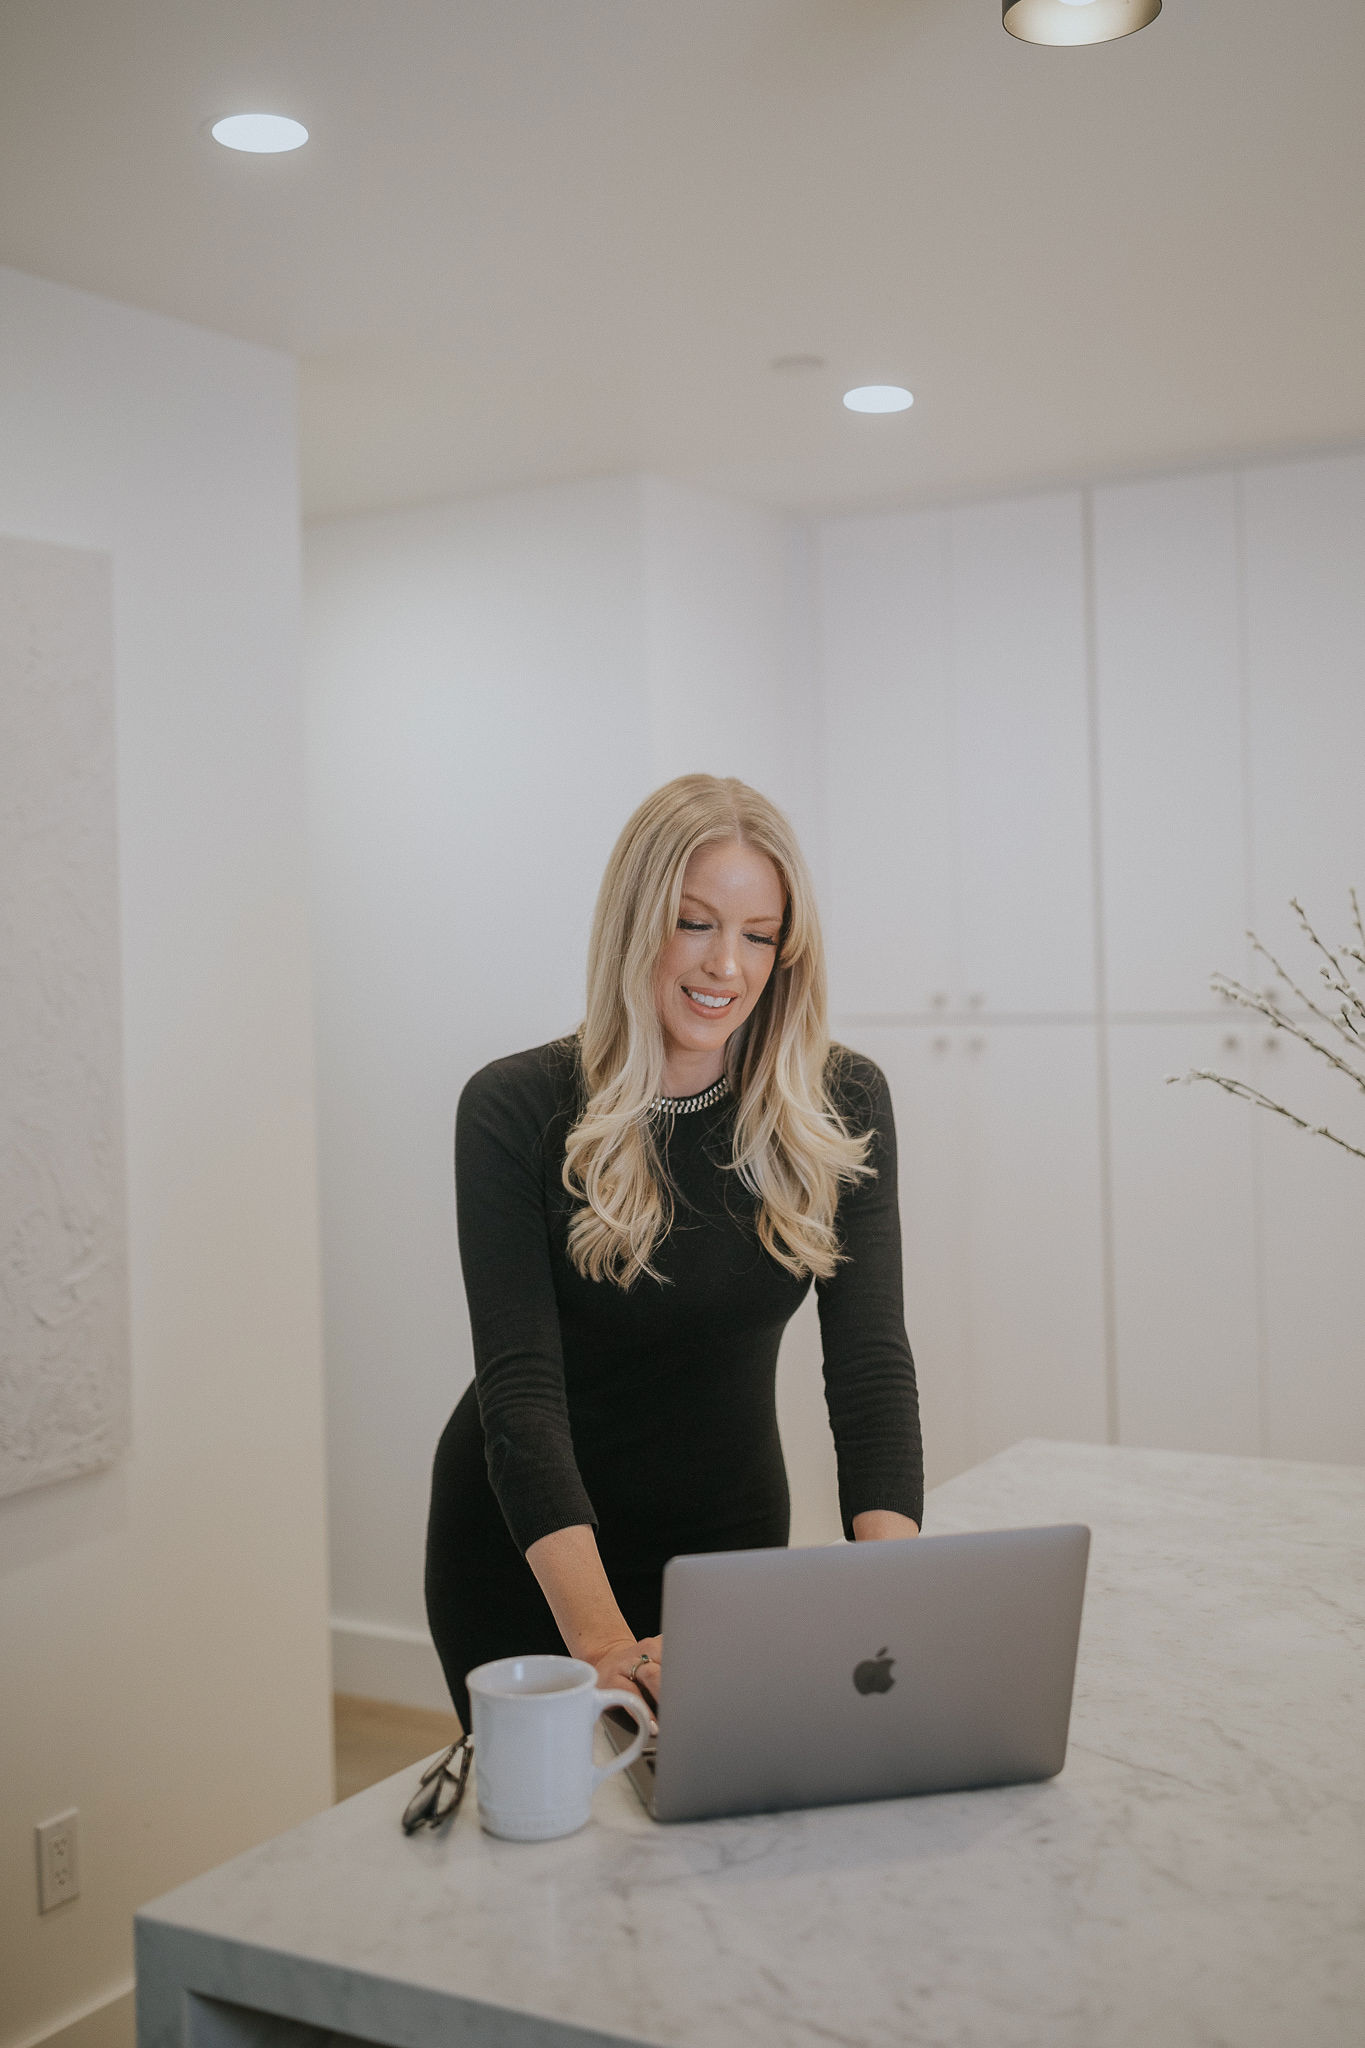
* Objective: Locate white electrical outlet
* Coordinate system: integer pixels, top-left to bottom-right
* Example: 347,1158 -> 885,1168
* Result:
36,1810 -> 79,1912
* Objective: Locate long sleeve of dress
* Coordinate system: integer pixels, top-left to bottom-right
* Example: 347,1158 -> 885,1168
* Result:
454,1055 -> 597,1553
816,1055 -> 925,1538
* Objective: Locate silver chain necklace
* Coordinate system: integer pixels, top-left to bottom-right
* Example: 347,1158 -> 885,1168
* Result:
650,1074 -> 731,1117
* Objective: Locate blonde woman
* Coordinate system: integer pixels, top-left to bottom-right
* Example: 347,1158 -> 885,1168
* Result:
425,775 -> 922,1730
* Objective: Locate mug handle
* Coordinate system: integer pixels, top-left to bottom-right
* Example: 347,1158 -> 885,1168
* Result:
591,1688 -> 652,1787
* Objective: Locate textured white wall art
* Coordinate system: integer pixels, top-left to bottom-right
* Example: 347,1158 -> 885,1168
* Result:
0,534 -> 130,1496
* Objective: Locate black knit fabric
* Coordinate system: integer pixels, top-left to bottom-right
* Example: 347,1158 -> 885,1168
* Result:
425,1036 -> 922,1725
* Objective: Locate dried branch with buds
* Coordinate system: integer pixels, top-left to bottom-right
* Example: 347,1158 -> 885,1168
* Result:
1165,890 -> 1365,1166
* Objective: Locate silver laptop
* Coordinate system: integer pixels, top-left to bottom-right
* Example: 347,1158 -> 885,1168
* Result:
603,1524 -> 1090,1823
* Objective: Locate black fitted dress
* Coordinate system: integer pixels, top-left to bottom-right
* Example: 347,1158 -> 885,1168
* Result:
424,1036 -> 923,1727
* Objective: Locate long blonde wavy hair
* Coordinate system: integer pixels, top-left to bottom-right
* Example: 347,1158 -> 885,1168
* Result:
563,775 -> 873,1288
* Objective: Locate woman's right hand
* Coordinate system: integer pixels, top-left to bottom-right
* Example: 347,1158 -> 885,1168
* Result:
522,1525 -> 662,1724
593,1633 -> 662,1721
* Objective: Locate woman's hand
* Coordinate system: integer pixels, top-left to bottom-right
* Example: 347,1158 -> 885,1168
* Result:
852,1509 -> 920,1540
591,1633 -> 663,1718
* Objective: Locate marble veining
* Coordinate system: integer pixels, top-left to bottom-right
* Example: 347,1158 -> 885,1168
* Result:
0,534 -> 130,1498
137,1441 -> 1365,2048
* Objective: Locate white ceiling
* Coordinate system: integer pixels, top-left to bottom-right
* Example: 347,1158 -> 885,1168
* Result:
3,0 -> 1363,523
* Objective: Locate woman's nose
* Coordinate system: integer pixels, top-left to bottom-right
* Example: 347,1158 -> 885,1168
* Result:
702,928 -> 739,979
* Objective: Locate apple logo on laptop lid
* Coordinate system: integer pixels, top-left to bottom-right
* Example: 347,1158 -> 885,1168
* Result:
853,1646 -> 895,1696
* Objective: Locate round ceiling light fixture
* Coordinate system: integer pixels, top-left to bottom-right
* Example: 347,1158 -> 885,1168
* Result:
1003,0 -> 1160,44
210,113 -> 309,153
843,385 -> 914,414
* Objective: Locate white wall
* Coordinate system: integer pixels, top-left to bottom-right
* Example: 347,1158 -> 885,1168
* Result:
305,475 -> 652,1706
0,268 -> 333,2048
641,477 -> 823,873
304,475 -> 824,1707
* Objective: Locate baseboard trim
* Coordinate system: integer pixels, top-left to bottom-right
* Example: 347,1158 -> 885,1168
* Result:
330,1617 -> 452,1712
11,1983 -> 134,2048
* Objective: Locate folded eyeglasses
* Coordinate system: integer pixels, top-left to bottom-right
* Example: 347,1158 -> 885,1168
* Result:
400,1734 -> 472,1835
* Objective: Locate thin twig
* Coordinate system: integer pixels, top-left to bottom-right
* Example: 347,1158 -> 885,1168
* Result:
1345,884 -> 1365,957
1323,988 -> 1365,1041
1290,895 -> 1356,992
1289,897 -> 1365,1036
1245,929 -> 1359,1047
1208,975 -> 1365,1093
1183,894 -> 1365,1173
1225,896 -> 1365,1046
1167,1068 -> 1365,1164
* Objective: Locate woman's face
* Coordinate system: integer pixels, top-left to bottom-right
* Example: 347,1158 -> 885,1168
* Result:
652,838 -> 786,1082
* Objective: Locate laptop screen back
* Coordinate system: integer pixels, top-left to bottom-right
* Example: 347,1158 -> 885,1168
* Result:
650,1524 -> 1090,1823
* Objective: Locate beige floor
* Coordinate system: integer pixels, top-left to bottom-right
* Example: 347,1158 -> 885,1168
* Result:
333,1692 -> 463,1805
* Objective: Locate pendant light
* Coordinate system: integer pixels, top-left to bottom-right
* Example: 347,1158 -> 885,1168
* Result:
1003,0 -> 1160,45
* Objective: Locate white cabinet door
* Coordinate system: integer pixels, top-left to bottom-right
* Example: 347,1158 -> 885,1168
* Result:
1243,451 -> 1365,969
1092,474 -> 1249,1015
1239,452 -> 1365,1464
845,1022 -> 973,1491
1107,1021 -> 1262,1455
948,494 -> 1095,1014
818,513 -> 957,1015
1253,1027 -> 1365,1465
846,1021 -> 1109,1485
960,1024 -> 1110,1459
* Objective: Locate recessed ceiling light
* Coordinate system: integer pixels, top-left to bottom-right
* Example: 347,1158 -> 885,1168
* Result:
210,113 -> 309,154
1003,0 -> 1160,44
843,386 -> 914,414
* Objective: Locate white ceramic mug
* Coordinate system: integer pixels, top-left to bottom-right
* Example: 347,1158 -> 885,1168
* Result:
466,1654 -> 653,1841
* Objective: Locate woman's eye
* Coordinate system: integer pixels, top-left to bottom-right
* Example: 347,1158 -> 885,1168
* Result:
676,917 -> 775,945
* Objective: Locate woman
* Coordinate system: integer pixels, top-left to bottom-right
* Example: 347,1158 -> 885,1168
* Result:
425,774 -> 922,1730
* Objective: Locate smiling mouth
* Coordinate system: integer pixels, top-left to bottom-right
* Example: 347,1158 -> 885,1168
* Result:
683,987 -> 736,1012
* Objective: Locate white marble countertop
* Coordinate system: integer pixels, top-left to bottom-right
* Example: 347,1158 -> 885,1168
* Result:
136,1440 -> 1365,2048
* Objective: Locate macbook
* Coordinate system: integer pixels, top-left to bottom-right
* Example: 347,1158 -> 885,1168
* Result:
603,1523 -> 1090,1822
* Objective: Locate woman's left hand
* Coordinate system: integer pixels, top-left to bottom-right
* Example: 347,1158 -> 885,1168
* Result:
851,1509 -> 920,1540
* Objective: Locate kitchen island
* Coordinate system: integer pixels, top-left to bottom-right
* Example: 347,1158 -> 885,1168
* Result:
136,1439 -> 1365,2048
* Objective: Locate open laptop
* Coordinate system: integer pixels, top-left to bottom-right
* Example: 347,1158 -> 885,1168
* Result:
602,1523 -> 1090,1822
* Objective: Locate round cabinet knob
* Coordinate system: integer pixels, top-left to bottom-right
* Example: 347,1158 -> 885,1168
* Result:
929,992 -> 949,1010
932,1035 -> 950,1055
1263,1033 -> 1280,1053
968,1035 -> 986,1055
967,992 -> 985,1010
1222,1033 -> 1241,1053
